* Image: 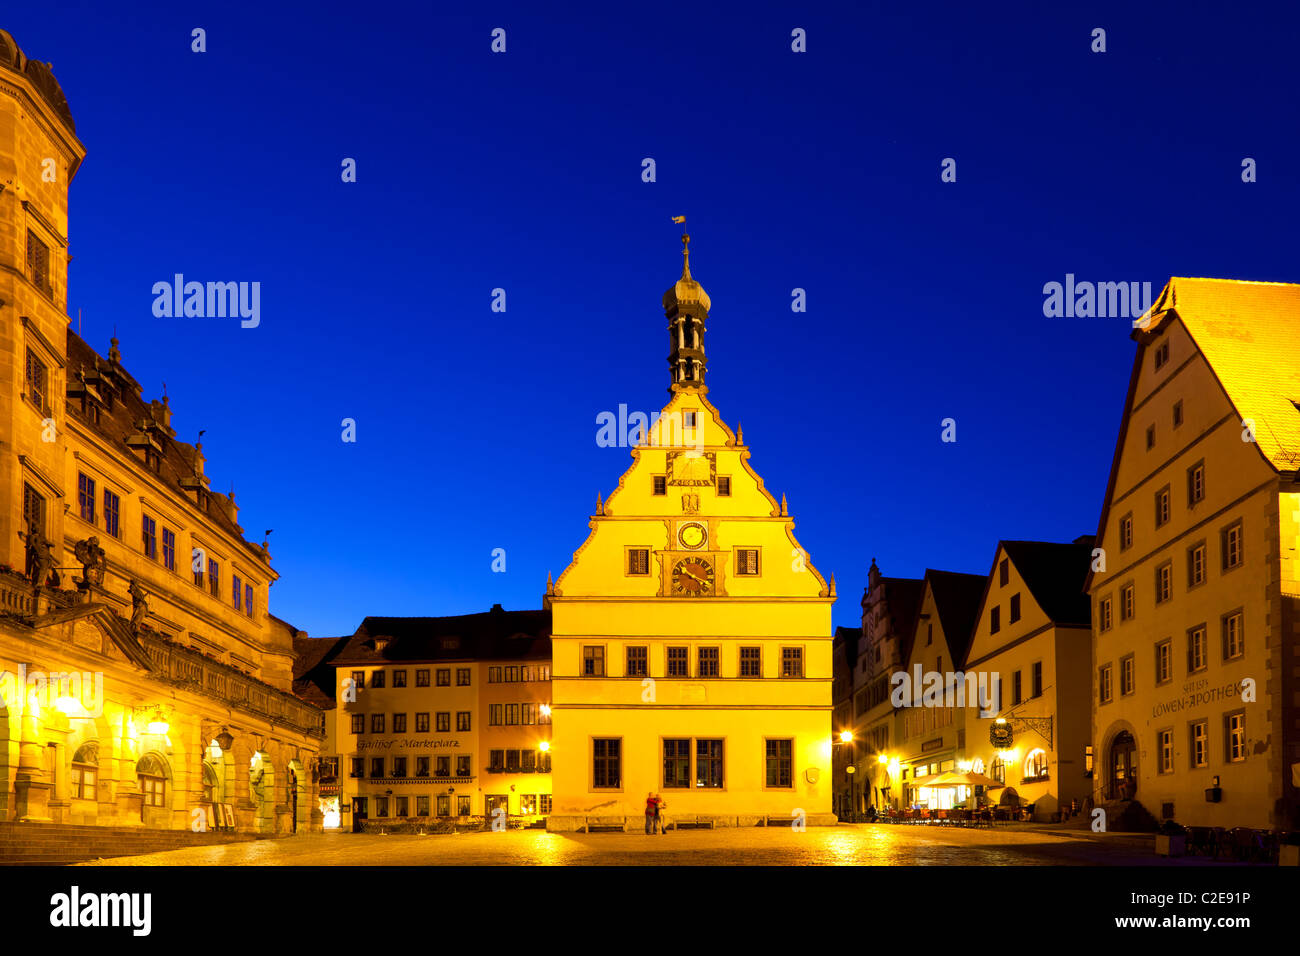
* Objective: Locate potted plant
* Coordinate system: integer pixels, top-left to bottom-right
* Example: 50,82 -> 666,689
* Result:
1156,820 -> 1187,857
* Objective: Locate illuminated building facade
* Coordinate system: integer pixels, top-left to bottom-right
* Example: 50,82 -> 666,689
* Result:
0,30 -> 323,833
963,539 -> 1095,821
1088,278 -> 1300,829
547,237 -> 836,830
329,607 -> 551,829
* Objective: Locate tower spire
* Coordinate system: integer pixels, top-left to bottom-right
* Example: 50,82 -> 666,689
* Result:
663,226 -> 711,394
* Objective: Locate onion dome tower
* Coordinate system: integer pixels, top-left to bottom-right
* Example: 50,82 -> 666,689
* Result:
663,233 -> 711,394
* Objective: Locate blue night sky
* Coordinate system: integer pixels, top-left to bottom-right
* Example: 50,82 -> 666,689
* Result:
7,2 -> 1298,636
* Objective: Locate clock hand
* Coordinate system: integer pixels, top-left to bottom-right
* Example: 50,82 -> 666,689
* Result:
683,568 -> 707,584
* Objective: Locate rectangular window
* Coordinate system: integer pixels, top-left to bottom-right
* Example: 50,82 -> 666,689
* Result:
1155,562 -> 1172,604
437,795 -> 450,817
24,346 -> 49,414
582,645 -> 606,676
374,797 -> 389,818
1119,513 -> 1133,551
1154,340 -> 1169,370
208,558 -> 220,597
626,547 -> 650,576
667,646 -> 688,677
698,646 -> 719,677
489,750 -> 504,772
717,476 -> 731,496
1188,625 -> 1207,673
436,669 -> 450,686
1225,712 -> 1245,763
371,714 -> 385,734
457,711 -> 471,732
22,483 -> 46,538
1188,543 -> 1206,587
765,738 -> 793,788
521,703 -> 536,725
1187,461 -> 1205,506
416,795 -> 430,815
1099,664 -> 1113,704
540,795 -> 553,814
27,230 -> 51,294
506,666 -> 519,683
351,671 -> 365,690
141,515 -> 157,560
392,757 -> 407,779
244,583 -> 253,617
593,738 -> 622,789
626,645 -> 647,676
1158,729 -> 1173,774
663,739 -> 690,788
456,756 -> 471,778
1190,721 -> 1208,769
436,712 -> 450,733
1155,487 -> 1170,528
735,548 -> 760,575
393,713 -> 407,733
350,714 -> 364,734
232,574 -> 242,611
488,704 -> 502,727
739,646 -> 761,677
386,669 -> 403,688
696,739 -> 724,788
505,704 -> 519,726
416,669 -> 430,687
1221,522 -> 1243,571
1146,425 -> 1156,450
990,606 -> 1001,634
350,758 -> 363,778
457,667 -> 471,686
457,795 -> 472,815
370,670 -> 385,688
1032,661 -> 1043,698
1173,400 -> 1184,428
103,489 -> 120,538
781,646 -> 803,678
506,750 -> 521,772
1155,639 -> 1172,685
1120,655 -> 1134,696
999,558 -> 1009,586
162,528 -> 176,571
1098,598 -> 1112,632
1012,670 -> 1022,706
1222,611 -> 1244,661
415,712 -> 429,733
652,476 -> 667,496
1120,583 -> 1134,621
1009,593 -> 1021,624
370,757 -> 384,779
78,473 -> 96,524
436,757 -> 450,777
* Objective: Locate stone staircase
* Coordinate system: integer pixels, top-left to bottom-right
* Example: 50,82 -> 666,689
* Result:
0,821 -> 261,865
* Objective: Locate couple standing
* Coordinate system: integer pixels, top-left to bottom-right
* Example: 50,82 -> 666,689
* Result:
644,792 -> 668,834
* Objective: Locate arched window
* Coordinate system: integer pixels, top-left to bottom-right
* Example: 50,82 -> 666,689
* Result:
970,757 -> 985,775
137,753 -> 167,807
71,742 -> 98,800
990,756 -> 1005,784
202,761 -> 219,803
1024,748 -> 1049,782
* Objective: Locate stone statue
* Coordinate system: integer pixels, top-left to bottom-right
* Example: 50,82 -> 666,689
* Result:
128,578 -> 149,633
22,525 -> 58,589
74,536 -> 107,589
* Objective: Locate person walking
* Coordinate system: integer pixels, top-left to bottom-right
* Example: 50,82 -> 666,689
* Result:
645,792 -> 660,834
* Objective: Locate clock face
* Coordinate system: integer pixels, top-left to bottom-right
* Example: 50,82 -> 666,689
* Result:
672,558 -> 714,595
678,521 -> 707,550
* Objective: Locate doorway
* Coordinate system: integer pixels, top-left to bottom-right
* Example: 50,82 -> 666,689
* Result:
1109,731 -> 1136,800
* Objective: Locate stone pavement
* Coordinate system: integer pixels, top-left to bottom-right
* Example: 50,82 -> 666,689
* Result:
75,823 -> 1241,866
